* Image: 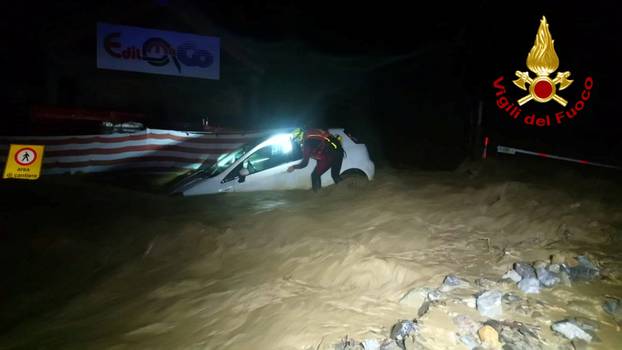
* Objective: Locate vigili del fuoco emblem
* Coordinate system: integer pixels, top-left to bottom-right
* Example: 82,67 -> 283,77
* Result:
492,16 -> 593,127
513,16 -> 572,107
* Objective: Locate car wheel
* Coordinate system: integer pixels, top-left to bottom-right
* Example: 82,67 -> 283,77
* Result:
339,170 -> 369,190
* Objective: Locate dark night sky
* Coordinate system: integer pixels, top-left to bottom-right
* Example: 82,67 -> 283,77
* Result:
6,1 -> 618,98
3,0 -> 621,164
8,1 -> 617,96
11,1 -> 616,67
193,2 -> 473,54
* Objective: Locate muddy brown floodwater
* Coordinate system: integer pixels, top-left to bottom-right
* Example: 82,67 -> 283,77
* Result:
1,160 -> 621,349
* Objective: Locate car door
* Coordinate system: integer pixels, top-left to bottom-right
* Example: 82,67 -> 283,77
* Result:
221,137 -> 313,192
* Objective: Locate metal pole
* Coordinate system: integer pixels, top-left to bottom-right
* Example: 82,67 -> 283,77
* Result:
497,145 -> 622,170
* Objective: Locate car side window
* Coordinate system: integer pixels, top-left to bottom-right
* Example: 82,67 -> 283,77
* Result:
244,142 -> 300,174
222,140 -> 301,182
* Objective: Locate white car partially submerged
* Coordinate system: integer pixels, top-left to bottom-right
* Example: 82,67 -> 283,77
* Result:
170,128 -> 375,196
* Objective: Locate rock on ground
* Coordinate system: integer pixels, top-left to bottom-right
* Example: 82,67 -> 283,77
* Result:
477,291 -> 503,318
513,262 -> 537,279
502,270 -> 522,283
478,325 -> 501,349
551,320 -> 592,342
517,277 -> 540,294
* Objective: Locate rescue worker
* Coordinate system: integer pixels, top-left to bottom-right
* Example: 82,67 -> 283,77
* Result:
287,127 -> 344,192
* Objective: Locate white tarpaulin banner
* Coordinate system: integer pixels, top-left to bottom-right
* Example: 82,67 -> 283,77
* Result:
97,22 -> 220,80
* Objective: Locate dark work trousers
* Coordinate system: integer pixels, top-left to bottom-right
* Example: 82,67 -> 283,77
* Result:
311,148 -> 344,192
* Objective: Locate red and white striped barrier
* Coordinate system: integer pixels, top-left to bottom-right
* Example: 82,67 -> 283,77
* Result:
482,136 -> 489,160
497,145 -> 622,170
0,129 -> 266,175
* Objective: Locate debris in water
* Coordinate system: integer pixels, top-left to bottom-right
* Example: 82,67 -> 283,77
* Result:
426,289 -> 445,302
389,319 -> 418,350
417,300 -> 431,317
476,290 -> 503,318
565,255 -> 600,281
603,297 -> 622,322
547,263 -> 561,273
551,320 -> 592,342
478,325 -> 501,349
499,324 -> 543,350
502,269 -> 522,283
513,262 -> 537,279
440,274 -> 470,292
517,277 -> 540,294
535,266 -> 560,287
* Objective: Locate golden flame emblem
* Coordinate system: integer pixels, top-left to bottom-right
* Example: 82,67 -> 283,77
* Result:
513,16 -> 573,106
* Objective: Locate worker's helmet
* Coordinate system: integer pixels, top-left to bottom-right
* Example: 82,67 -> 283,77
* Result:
291,128 -> 304,143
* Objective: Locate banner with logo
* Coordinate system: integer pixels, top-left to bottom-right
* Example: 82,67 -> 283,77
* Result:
97,22 -> 220,80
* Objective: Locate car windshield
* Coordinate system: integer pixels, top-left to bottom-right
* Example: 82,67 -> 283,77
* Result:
200,138 -> 263,178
